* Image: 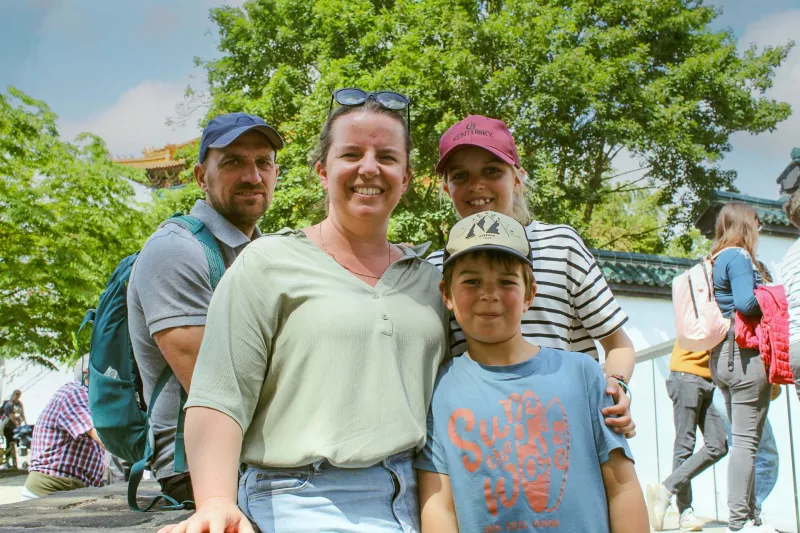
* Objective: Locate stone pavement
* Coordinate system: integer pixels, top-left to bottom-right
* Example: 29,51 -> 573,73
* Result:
0,479 -> 190,532
0,474 -> 735,532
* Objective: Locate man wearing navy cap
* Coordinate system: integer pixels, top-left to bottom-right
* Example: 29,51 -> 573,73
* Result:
127,113 -> 282,503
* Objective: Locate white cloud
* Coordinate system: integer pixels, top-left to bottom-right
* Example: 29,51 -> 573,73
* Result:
729,9 -> 800,160
60,77 -> 207,158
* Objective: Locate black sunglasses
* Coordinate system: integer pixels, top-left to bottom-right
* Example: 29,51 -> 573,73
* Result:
329,88 -> 411,128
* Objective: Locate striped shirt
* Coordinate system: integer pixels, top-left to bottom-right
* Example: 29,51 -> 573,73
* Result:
427,220 -> 629,360
29,382 -> 105,487
781,238 -> 800,345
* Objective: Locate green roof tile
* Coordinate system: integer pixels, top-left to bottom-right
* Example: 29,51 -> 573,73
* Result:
710,191 -> 790,226
591,249 -> 694,290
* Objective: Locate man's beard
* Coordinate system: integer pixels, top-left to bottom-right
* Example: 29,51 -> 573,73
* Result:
208,185 -> 269,228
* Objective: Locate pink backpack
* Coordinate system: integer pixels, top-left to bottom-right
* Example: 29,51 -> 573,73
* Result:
672,251 -> 733,351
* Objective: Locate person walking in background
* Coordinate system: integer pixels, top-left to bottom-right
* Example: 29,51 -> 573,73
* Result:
647,343 -> 728,531
22,378 -> 105,499
707,203 -> 772,533
1,390 -> 25,468
711,258 -> 782,528
781,190 -> 800,399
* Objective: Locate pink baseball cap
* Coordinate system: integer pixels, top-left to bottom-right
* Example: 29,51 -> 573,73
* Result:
436,115 -> 521,174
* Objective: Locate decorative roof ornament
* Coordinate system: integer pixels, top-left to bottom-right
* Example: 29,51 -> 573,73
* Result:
778,147 -> 800,195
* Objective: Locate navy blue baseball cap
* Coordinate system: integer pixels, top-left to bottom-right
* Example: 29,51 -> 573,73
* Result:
199,112 -> 284,163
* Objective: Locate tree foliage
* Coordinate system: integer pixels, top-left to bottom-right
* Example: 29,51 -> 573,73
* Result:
192,0 -> 792,249
0,88 -> 152,365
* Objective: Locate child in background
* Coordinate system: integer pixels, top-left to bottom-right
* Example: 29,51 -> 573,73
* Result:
415,211 -> 648,533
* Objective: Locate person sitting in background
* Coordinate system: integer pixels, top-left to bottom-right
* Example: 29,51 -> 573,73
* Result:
22,375 -> 105,500
647,343 -> 728,531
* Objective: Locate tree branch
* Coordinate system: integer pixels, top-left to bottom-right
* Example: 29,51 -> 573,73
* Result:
601,165 -> 653,182
597,223 -> 670,250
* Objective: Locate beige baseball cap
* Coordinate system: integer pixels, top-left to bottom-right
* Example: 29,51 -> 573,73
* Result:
443,211 -> 533,269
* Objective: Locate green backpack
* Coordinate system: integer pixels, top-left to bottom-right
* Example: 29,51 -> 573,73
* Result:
79,214 -> 224,512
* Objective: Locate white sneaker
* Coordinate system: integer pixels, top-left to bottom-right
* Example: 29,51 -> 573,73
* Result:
679,508 -> 704,531
646,484 -> 671,531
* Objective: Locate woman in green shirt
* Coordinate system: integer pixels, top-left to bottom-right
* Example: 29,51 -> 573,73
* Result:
161,92 -> 449,533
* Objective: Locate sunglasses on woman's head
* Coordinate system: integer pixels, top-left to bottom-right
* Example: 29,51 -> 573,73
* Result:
329,88 -> 411,128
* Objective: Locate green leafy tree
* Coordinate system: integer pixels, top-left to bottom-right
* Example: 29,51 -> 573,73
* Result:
585,188 -> 710,258
189,0 -> 791,249
0,88 -> 152,365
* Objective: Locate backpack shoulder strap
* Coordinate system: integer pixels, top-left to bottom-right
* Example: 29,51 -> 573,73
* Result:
163,214 -> 225,289
127,366 -> 192,512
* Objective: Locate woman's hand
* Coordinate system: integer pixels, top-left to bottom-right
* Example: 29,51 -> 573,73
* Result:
157,497 -> 254,533
602,377 -> 636,438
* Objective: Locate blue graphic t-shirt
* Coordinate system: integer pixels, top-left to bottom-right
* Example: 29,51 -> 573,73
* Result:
414,348 -> 633,533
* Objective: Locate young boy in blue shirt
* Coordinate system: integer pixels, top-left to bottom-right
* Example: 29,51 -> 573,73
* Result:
415,211 -> 648,533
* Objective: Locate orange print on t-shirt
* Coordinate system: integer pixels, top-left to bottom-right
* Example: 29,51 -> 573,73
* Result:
447,390 -> 571,517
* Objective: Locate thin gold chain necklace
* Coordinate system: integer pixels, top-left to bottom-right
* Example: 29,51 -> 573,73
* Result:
318,223 -> 392,280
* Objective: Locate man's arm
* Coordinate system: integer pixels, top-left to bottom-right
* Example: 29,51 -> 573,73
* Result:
419,470 -> 459,533
599,329 -> 636,437
153,326 -> 205,392
87,429 -> 105,448
601,449 -> 649,533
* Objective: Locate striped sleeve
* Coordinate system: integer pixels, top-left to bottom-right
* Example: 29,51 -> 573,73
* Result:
781,239 -> 800,343
426,249 -> 444,270
573,249 -> 628,339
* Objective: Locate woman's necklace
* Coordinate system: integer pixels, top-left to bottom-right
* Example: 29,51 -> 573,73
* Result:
318,224 -> 392,280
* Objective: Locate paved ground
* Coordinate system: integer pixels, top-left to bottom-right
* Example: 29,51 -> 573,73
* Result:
0,471 -> 735,532
0,471 -> 26,506
0,476 -> 189,532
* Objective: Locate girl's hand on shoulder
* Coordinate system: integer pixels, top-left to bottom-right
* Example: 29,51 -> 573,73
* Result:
157,497 -> 254,533
602,377 -> 636,439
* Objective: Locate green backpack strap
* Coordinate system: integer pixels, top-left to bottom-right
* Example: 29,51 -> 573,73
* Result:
128,366 -> 191,511
165,214 -> 225,289
76,309 -> 95,355
127,213 -> 223,512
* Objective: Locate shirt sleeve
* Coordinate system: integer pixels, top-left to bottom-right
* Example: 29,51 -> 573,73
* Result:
572,239 -> 628,339
726,252 -> 761,317
184,241 -> 279,434
130,227 -> 213,335
584,360 -> 634,465
57,387 -> 94,441
413,404 -> 449,474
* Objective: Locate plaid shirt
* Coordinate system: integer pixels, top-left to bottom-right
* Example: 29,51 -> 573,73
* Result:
30,382 -> 105,487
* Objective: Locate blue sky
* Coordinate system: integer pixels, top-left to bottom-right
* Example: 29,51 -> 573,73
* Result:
1,0 -> 798,199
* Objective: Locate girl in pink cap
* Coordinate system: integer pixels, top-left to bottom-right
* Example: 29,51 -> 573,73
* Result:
426,115 -> 637,433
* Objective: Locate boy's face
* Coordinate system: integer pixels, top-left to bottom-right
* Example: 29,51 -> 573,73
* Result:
441,254 -> 535,346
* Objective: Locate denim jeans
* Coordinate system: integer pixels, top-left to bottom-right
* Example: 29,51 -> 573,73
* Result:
237,451 -> 420,533
710,339 -> 772,529
664,372 -> 728,513
712,386 -> 779,510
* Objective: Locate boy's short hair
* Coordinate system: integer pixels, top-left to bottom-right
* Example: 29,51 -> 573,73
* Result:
442,249 -> 536,301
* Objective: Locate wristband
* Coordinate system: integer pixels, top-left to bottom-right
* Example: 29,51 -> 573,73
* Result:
610,374 -> 631,401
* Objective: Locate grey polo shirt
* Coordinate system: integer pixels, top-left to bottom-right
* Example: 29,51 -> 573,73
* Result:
127,200 -> 261,480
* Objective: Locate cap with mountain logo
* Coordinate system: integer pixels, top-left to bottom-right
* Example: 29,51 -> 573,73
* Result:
443,211 -> 533,269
